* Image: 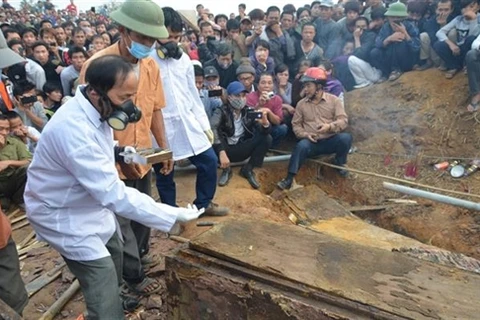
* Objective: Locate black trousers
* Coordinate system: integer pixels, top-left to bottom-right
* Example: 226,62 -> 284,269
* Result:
0,165 -> 28,205
222,133 -> 272,167
0,236 -> 28,315
117,171 -> 152,284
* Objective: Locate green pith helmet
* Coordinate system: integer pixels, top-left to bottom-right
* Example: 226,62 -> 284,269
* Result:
110,0 -> 168,39
385,2 -> 408,17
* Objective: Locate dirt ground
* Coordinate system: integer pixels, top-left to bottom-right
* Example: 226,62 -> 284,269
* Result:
11,69 -> 480,319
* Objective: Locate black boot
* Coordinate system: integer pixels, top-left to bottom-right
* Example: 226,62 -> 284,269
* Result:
218,167 -> 232,186
277,176 -> 293,190
240,165 -> 260,189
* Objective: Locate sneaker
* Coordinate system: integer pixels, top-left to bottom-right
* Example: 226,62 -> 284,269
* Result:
353,82 -> 372,89
203,202 -> 229,216
218,168 -> 232,186
239,166 -> 260,189
277,177 -> 293,190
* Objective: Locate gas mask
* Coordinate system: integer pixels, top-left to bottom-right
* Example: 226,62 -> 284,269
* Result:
156,41 -> 183,60
95,89 -> 142,131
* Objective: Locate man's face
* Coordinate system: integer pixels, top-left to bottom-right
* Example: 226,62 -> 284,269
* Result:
311,4 -> 322,18
281,13 -> 294,30
217,17 -> 227,29
42,33 -> 56,47
73,31 -> 86,46
303,82 -> 320,99
302,25 -> 316,42
195,76 -> 204,90
462,1 -> 479,18
227,28 -> 240,39
408,11 -> 422,22
0,120 -> 9,140
355,19 -> 368,31
79,20 -> 91,29
96,24 -> 106,34
197,5 -> 204,15
258,75 -> 273,92
371,17 -> 385,29
6,32 -> 20,41
238,73 -> 254,89
65,26 -> 73,37
16,88 -> 37,108
11,43 -> 25,57
105,71 -> 138,107
239,6 -> 245,14
320,6 -> 334,20
47,89 -> 62,102
217,54 -> 232,67
33,45 -> 49,64
436,1 -> 453,16
201,25 -> 214,38
240,20 -> 252,32
8,117 -> 23,133
266,10 -> 280,26
42,22 -> 53,29
71,52 -> 86,70
388,16 -> 405,27
346,10 -> 359,22
55,27 -> 66,42
158,28 -> 182,46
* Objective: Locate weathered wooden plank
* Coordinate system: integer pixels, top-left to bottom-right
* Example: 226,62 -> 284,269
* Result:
0,297 -> 22,320
189,219 -> 480,320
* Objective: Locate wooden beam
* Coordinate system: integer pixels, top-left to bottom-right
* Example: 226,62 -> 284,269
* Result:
25,263 -> 65,297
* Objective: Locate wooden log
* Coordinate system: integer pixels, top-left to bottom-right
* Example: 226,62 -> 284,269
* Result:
6,208 -> 20,220
26,263 -> 65,297
16,241 -> 45,256
169,235 -> 189,243
346,205 -> 390,212
16,231 -> 36,251
11,221 -> 29,231
0,296 -> 22,320
9,214 -> 26,224
38,279 -> 80,320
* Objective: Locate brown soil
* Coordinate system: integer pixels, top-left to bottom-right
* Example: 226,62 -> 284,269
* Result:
14,69 -> 480,319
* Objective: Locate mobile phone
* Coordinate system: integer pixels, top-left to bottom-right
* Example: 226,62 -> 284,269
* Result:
208,89 -> 223,97
89,43 -> 94,51
247,110 -> 263,120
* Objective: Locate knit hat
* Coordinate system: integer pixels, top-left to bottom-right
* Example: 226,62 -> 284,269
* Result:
236,63 -> 255,76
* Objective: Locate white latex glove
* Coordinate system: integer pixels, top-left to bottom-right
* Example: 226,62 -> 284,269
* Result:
176,204 -> 205,223
204,129 -> 214,145
123,146 -> 136,164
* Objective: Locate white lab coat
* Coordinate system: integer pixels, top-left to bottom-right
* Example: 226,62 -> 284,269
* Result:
24,86 -> 186,261
150,52 -> 211,161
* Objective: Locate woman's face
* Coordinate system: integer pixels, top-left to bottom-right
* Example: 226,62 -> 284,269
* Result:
276,70 -> 289,86
101,33 -> 111,46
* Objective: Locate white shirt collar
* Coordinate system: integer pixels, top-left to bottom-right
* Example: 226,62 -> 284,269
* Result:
75,85 -> 103,128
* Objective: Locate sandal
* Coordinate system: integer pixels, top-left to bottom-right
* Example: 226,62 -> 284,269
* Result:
445,69 -> 458,79
126,276 -> 162,296
467,101 -> 480,112
388,70 -> 403,81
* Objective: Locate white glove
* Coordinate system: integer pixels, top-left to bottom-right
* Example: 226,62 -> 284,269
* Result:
176,204 -> 205,223
123,146 -> 136,164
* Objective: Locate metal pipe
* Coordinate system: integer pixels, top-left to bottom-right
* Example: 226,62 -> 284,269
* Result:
174,155 -> 291,172
383,182 -> 480,211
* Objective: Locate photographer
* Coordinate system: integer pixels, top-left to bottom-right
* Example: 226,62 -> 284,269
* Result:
13,80 -> 48,132
211,81 -> 272,189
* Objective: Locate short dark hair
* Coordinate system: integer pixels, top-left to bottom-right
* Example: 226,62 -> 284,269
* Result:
43,81 -> 62,94
281,11 -> 295,20
5,111 -> 20,120
86,55 -> 133,94
13,80 -> 36,97
199,21 -> 213,32
3,27 -> 19,38
239,3 -> 246,9
259,72 -> 274,82
297,7 -> 311,18
214,14 -> 228,24
61,21 -> 75,29
39,27 -> 55,38
21,27 -> 37,38
266,6 -> 281,16
95,21 -> 106,27
194,65 -> 204,77
31,40 -> 49,52
275,63 -> 289,74
226,19 -> 240,31
162,7 -> 183,33
216,43 -> 233,56
255,39 -> 270,51
344,1 -> 361,13
196,4 -> 204,9
311,1 -> 321,7
0,114 -> 8,121
68,46 -> 87,59
248,9 -> 265,21
371,7 -> 387,20
461,0 -> 478,9
7,38 -> 23,49
39,19 -> 52,28
283,4 -> 297,14
302,22 -> 316,32
355,16 -> 369,25
72,27 -> 85,37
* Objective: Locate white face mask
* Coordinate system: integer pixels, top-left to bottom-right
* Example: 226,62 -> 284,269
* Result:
228,96 -> 246,109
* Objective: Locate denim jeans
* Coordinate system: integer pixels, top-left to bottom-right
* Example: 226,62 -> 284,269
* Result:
433,36 -> 476,70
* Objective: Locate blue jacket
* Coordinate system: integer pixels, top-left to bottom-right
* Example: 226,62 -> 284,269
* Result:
375,20 -> 421,52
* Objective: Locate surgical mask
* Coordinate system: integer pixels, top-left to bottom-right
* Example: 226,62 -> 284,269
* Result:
218,61 -> 232,69
229,97 -> 246,110
204,80 -> 219,87
127,35 -> 154,60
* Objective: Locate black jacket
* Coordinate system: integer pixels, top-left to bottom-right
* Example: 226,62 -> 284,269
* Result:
203,59 -> 239,89
352,30 -> 377,63
210,105 -> 271,153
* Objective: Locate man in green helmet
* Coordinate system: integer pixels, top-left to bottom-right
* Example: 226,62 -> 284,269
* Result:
79,0 -> 172,300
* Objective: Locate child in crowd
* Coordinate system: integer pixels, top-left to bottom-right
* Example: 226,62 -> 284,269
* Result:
6,111 -> 40,153
42,82 -> 63,119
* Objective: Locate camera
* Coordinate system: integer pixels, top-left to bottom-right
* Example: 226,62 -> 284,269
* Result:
246,108 -> 263,120
20,96 -> 38,105
267,91 -> 275,99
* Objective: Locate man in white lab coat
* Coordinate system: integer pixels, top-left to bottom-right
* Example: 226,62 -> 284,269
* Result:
151,7 -> 228,217
24,55 -> 203,319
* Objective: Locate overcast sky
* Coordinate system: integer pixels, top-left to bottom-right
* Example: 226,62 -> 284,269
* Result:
8,0 -> 312,16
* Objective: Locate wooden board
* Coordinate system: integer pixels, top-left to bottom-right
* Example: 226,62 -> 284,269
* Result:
190,219 -> 480,320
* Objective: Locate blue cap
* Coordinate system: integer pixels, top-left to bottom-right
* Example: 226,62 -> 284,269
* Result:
227,81 -> 248,95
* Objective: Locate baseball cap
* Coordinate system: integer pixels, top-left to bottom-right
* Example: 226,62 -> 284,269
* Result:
320,0 -> 335,8
240,16 -> 251,23
227,81 -> 248,95
204,66 -> 219,78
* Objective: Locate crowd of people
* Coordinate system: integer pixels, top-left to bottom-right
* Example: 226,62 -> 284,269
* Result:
0,0 -> 479,318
